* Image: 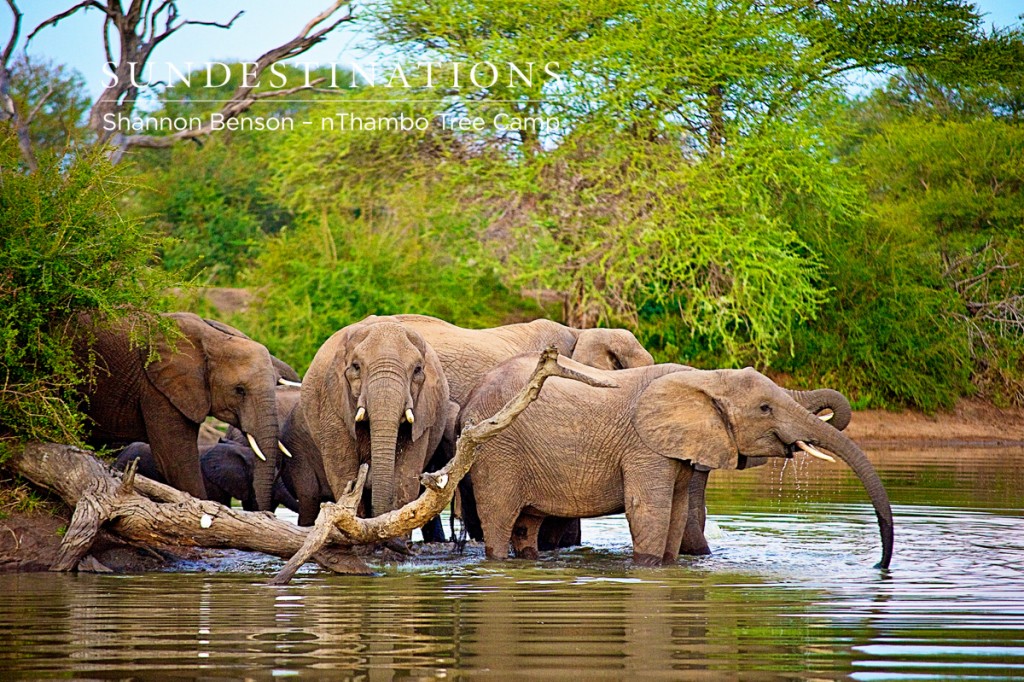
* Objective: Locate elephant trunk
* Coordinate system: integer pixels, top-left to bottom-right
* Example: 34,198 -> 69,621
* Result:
785,388 -> 852,431
800,412 -> 894,569
245,400 -> 280,512
367,376 -> 404,517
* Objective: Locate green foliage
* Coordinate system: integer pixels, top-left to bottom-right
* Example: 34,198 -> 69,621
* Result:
0,130 -> 175,444
234,215 -> 547,374
6,55 -> 91,152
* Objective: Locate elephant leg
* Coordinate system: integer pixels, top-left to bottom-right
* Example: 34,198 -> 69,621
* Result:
662,466 -> 694,564
141,392 -> 207,500
537,517 -> 578,551
512,513 -> 543,560
680,469 -> 712,556
457,474 -> 484,542
623,461 -> 679,566
420,516 -> 447,543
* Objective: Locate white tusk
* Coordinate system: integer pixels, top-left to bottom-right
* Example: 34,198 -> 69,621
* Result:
355,406 -> 366,422
278,440 -> 293,458
405,408 -> 415,424
796,440 -> 836,463
437,474 -> 449,489
278,378 -> 302,387
246,432 -> 267,462
818,412 -> 834,422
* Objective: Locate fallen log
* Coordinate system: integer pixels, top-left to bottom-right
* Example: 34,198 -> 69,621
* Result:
5,442 -> 371,575
269,347 -> 615,585
2,348 -> 612,580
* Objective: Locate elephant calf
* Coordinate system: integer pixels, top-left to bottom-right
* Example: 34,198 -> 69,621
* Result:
462,355 -> 894,568
113,441 -> 300,513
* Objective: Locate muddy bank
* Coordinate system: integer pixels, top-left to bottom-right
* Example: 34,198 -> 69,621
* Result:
847,399 -> 1024,447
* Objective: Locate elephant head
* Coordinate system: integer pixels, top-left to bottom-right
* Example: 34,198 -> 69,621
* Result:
145,313 -> 282,510
571,328 -> 654,370
311,320 -> 449,517
634,367 -> 893,569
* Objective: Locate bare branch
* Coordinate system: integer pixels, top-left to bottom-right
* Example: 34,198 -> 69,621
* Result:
269,348 -> 617,585
2,0 -> 21,67
27,1 -> 109,45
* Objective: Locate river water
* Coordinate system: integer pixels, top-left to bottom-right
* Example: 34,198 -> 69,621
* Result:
1,446 -> 1023,679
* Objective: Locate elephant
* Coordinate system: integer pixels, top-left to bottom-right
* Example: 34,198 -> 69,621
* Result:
113,441 -> 300,513
76,312 -> 284,510
295,317 -> 454,528
679,387 -> 853,556
386,314 -> 655,546
461,355 -> 893,568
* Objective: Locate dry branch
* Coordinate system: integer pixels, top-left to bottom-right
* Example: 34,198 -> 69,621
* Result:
22,0 -> 352,161
4,441 -> 372,575
269,347 -> 617,585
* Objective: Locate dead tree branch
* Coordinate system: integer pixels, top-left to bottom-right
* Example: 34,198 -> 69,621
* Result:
269,347 -> 618,585
0,0 -> 38,171
4,442 -> 372,575
25,0 -> 352,162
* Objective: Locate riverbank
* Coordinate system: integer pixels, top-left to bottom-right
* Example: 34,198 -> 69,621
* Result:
847,399 -> 1024,447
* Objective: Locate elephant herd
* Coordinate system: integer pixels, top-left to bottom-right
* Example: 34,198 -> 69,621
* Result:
80,311 -> 894,569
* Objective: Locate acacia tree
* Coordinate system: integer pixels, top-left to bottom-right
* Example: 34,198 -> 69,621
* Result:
357,0 -> 992,363
1,0 -> 353,165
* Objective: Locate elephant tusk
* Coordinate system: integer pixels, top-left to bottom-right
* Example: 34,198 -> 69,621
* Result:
278,440 -> 293,458
278,378 -> 302,387
355,406 -> 366,422
405,408 -> 415,424
796,440 -> 836,463
818,412 -> 834,422
246,432 -> 267,462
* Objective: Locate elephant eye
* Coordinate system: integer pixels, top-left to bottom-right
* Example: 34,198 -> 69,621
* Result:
350,362 -> 360,373
235,385 -> 246,397
759,403 -> 771,415
414,365 -> 424,376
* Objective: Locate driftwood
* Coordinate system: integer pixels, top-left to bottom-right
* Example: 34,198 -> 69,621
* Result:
6,441 -> 372,574
3,348 -> 612,581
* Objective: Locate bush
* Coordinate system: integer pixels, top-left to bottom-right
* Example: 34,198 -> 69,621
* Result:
0,130 -> 175,445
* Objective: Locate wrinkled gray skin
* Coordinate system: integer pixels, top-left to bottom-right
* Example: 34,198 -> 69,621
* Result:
680,387 -> 853,555
388,314 -> 655,544
113,441 -> 299,513
78,312 -> 283,510
299,318 -> 453,527
462,356 -> 893,569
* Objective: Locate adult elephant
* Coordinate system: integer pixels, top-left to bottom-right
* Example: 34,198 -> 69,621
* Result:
296,317 -> 454,526
77,312 -> 284,510
680,388 -> 853,556
387,313 -> 655,545
462,356 -> 893,569
113,441 -> 300,513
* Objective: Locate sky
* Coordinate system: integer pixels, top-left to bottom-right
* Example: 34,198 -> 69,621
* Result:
3,0 -> 1023,100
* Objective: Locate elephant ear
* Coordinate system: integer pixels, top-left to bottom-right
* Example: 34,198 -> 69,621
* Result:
573,328 -> 654,370
632,371 -> 740,470
145,313 -> 211,424
203,317 -> 299,383
407,329 -> 450,443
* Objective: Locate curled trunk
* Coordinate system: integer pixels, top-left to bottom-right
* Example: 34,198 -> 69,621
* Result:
785,388 -> 852,431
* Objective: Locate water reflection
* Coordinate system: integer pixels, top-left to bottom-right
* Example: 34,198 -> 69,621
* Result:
0,446 -> 1021,679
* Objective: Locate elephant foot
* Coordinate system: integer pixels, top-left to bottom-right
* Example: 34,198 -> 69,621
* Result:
679,539 -> 712,556
515,546 -> 539,561
632,552 -> 662,567
382,537 -> 413,556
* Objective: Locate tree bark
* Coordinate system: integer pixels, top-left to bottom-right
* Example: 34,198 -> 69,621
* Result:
4,441 -> 372,575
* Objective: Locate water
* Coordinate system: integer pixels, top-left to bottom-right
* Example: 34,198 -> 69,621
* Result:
1,446 -> 1023,679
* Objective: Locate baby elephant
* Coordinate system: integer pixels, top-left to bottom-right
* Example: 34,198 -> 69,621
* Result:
462,356 -> 894,568
113,441 -> 299,513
